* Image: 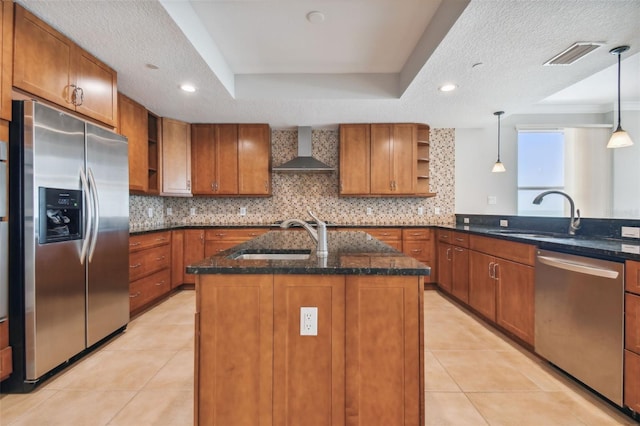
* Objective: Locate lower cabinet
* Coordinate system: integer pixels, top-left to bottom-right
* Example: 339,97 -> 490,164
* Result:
128,231 -> 172,315
204,228 -> 268,257
468,250 -> 497,321
402,228 -> 434,283
183,229 -> 205,285
195,273 -> 424,425
171,230 -> 184,289
625,268 -> 640,412
0,320 -> 12,381
625,349 -> 640,413
436,230 -> 469,302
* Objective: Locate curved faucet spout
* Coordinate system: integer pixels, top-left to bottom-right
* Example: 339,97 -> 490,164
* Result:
532,190 -> 581,235
280,210 -> 329,257
280,219 -> 318,241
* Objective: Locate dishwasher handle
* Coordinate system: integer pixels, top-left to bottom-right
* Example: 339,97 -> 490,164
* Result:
537,255 -> 619,279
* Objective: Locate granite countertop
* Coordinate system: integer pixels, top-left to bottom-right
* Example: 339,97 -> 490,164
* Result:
185,230 -> 431,276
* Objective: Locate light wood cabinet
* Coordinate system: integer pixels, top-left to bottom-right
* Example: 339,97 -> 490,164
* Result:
370,123 -> 416,194
625,264 -> 640,412
339,124 -> 370,195
626,260 -> 640,295
191,123 -> 270,196
0,1 -> 14,122
273,275 -> 345,425
362,228 -> 402,251
204,228 -> 267,257
128,231 -> 172,315
147,112 -> 161,194
171,230 -> 184,289
469,235 -> 535,345
0,321 -> 12,381
183,229 -> 204,284
625,349 -> 640,412
626,293 -> 640,354
436,230 -> 469,301
339,123 -> 434,197
402,228 -> 434,283
13,4 -> 117,126
161,118 -> 191,196
118,93 -> 148,193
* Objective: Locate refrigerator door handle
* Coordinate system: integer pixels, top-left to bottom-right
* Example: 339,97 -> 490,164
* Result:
87,168 -> 100,263
79,168 -> 92,264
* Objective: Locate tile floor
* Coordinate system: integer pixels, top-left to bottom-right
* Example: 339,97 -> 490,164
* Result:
0,288 -> 638,425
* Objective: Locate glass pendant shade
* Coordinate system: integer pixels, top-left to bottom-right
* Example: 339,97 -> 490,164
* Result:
491,111 -> 505,173
607,46 -> 634,149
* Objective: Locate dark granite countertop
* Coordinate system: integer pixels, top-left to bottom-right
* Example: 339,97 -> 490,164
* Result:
186,230 -> 430,276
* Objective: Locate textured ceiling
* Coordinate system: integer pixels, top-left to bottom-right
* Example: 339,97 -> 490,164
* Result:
15,0 -> 640,129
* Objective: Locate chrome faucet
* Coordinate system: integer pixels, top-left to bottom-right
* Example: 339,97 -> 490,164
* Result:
280,210 -> 328,257
532,190 -> 581,235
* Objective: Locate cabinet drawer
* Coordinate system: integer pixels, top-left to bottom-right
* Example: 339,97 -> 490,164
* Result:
627,260 -> 640,295
403,241 -> 431,261
626,293 -> 640,354
204,228 -> 266,241
402,228 -> 431,241
205,241 -> 243,257
437,230 -> 452,243
129,231 -> 171,252
451,232 -> 469,248
469,235 -> 535,266
364,228 -> 402,241
129,244 -> 171,282
129,268 -> 171,313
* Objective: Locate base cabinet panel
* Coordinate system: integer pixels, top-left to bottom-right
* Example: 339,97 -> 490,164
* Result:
625,349 -> 640,412
468,250 -> 496,321
496,258 -> 534,345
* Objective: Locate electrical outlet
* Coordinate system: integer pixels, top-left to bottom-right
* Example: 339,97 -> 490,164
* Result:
621,226 -> 640,238
240,207 -> 247,216
190,207 -> 196,216
147,207 -> 153,218
300,307 -> 318,336
417,206 -> 424,215
500,219 -> 509,227
366,207 -> 373,215
463,217 -> 470,224
434,207 -> 441,215
488,196 -> 497,205
166,207 -> 173,216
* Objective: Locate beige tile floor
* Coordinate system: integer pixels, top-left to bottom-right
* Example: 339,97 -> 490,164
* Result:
1,288 -> 638,425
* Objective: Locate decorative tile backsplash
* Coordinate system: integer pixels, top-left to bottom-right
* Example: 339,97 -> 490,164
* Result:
130,128 -> 456,228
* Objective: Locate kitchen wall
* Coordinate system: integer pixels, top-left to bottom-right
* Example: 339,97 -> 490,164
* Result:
130,127 -> 456,228
455,109 -> 640,218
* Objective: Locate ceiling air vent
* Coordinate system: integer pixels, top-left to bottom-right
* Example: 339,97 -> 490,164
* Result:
543,42 -> 603,66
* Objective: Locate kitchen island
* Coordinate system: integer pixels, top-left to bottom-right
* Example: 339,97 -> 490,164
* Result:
187,230 -> 429,426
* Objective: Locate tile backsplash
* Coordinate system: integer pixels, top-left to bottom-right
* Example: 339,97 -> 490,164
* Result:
130,127 -> 455,228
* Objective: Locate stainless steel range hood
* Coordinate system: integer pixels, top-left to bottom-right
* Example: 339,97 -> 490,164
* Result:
272,127 -> 335,173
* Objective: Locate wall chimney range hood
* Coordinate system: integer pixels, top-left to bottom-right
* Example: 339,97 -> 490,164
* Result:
272,127 -> 335,173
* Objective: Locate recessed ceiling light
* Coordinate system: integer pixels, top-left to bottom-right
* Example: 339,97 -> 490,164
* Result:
180,84 -> 196,93
306,11 -> 325,24
438,83 -> 458,92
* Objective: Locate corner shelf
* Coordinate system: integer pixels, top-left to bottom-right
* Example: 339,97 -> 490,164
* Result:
416,124 -> 436,197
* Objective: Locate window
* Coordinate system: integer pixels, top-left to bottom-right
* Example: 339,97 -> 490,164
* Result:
517,131 -> 565,216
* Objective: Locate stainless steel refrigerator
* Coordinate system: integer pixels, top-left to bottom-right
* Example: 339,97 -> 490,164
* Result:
4,100 -> 129,392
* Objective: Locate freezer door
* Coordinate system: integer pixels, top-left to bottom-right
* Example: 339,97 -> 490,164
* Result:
85,123 -> 129,346
28,102 -> 86,379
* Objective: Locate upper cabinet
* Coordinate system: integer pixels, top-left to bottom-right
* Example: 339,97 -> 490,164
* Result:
162,118 -> 191,196
13,4 -> 117,127
191,123 -> 271,196
0,1 -> 14,122
118,93 -> 148,193
339,123 -> 434,197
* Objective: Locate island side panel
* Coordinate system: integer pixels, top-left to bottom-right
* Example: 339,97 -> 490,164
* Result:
345,275 -> 423,426
273,275 -> 346,426
195,274 -> 274,426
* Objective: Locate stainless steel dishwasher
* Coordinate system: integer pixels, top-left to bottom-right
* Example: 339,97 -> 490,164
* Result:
535,249 -> 624,406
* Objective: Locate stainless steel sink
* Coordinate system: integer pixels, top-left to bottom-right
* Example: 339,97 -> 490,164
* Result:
231,250 -> 311,260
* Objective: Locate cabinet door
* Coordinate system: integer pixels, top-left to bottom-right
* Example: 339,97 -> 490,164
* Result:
345,275 -> 422,426
451,246 -> 469,303
273,275 -> 345,426
391,124 -> 417,194
469,251 -> 496,321
195,274 -> 273,425
625,349 -> 640,412
0,1 -> 14,121
13,5 -> 74,108
238,124 -> 270,195
437,242 -> 452,293
118,93 -> 148,193
496,258 -> 534,345
183,229 -> 204,284
626,260 -> 640,295
171,230 -> 184,289
370,124 -> 394,194
339,124 -> 370,195
191,124 -> 216,195
75,49 -> 117,126
626,293 -> 640,354
162,118 -> 192,196
216,124 -> 240,194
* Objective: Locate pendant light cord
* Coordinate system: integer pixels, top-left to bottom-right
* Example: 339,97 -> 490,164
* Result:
616,51 -> 622,129
497,113 -> 501,161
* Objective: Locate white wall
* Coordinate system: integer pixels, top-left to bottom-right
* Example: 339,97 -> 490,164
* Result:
455,110 -> 639,218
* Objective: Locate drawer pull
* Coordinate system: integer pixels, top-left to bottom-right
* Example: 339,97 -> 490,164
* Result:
455,237 -> 464,242
155,256 -> 166,261
129,242 -> 141,247
155,237 -> 166,241
130,263 -> 142,269
454,247 -> 464,252
155,280 -> 165,286
411,249 -> 422,253
409,233 -> 422,237
441,235 -> 449,239
130,292 -> 141,298
216,233 -> 227,237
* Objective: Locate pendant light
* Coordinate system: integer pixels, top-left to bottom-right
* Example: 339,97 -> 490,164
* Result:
491,111 -> 506,173
607,45 -> 634,148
